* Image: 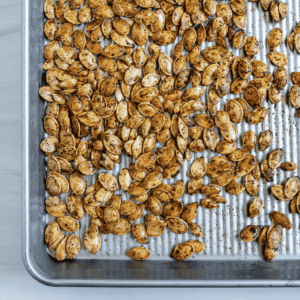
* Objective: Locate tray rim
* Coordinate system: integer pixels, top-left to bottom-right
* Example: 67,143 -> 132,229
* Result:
21,0 -> 300,287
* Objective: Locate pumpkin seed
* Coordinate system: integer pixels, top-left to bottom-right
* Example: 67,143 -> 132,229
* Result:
181,202 -> 199,222
201,198 -> 219,209
84,224 -> 101,255
210,194 -> 227,203
127,247 -> 151,261
268,51 -> 288,67
247,107 -> 269,125
241,225 -> 260,242
119,200 -> 137,216
146,196 -> 163,215
56,216 -> 79,232
245,36 -> 260,59
187,240 -> 206,254
225,100 -> 243,123
171,242 -> 195,260
216,141 -> 238,155
264,243 -> 279,261
113,218 -> 131,235
249,197 -> 263,218
45,222 -> 63,251
67,194 -> 85,219
220,122 -> 238,142
267,225 -> 283,249
268,149 -> 283,169
245,174 -> 260,196
132,223 -> 148,244
258,130 -> 273,151
190,157 -> 207,178
166,217 -> 188,234
290,85 -> 300,109
259,226 -> 269,246
188,222 -> 204,237
284,177 -> 300,200
45,196 -> 67,217
66,234 -> 81,259
280,162 -> 297,171
70,171 -> 86,196
201,184 -> 221,196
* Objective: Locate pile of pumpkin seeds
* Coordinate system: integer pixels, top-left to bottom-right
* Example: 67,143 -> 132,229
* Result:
41,0 -> 300,262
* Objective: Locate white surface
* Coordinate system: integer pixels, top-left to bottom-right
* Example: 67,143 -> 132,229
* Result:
1,0 -> 300,298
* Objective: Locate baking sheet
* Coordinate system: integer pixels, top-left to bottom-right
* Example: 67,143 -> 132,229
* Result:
41,0 -> 300,261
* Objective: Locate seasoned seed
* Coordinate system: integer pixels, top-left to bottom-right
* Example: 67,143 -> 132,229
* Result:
249,197 -> 263,218
270,211 -> 291,230
241,225 -> 260,242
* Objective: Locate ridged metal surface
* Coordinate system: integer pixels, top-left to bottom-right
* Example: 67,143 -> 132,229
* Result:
45,0 -> 300,262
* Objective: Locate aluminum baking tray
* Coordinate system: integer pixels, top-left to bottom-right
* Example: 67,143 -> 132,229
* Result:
22,0 -> 300,287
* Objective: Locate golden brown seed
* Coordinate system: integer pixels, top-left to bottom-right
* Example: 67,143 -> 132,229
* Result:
146,219 -> 167,237
190,157 -> 207,178
119,200 -> 137,216
146,196 -> 163,216
267,225 -> 283,250
104,219 -> 126,236
166,217 -> 188,234
66,234 -> 81,259
163,200 -> 183,218
259,226 -> 269,246
201,184 -> 221,196
132,223 -> 149,244
292,72 -> 300,85
181,202 -> 199,223
284,177 -> 300,200
280,162 -> 297,171
210,194 -> 227,203
188,177 -> 204,195
249,198 -> 263,218
290,197 -> 297,214
170,242 -> 195,260
247,107 -> 269,125
245,36 -> 260,60
56,216 -> 79,232
245,174 -> 260,196
225,100 -> 243,123
188,222 -> 204,237
201,198 -> 219,209
258,130 -> 273,151
239,130 -> 256,152
216,141 -> 238,155
290,85 -> 300,109
268,149 -> 283,169
260,159 -> 275,182
233,30 -> 247,49
264,243 -> 279,261
270,211 -> 291,230
84,224 -> 101,255
268,52 -> 288,67
241,225 -> 260,242
127,247 -> 151,261
269,84 -> 282,104
267,28 -> 283,51
67,194 -> 84,219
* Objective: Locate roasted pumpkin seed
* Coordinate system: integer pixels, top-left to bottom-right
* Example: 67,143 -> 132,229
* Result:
241,225 -> 260,242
